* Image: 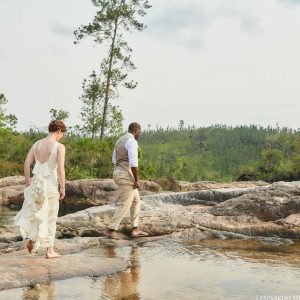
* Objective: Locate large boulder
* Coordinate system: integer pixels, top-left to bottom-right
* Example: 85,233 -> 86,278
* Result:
139,180 -> 163,193
153,177 -> 267,192
63,179 -> 162,209
0,176 -> 25,188
154,177 -> 183,192
64,179 -> 119,209
278,213 -> 300,226
56,201 -> 206,238
0,176 -> 25,207
0,176 -> 162,210
186,180 -> 268,191
197,182 -> 300,238
55,181 -> 300,240
209,190 -> 300,221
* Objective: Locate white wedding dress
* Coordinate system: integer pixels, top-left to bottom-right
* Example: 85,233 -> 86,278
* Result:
14,141 -> 60,250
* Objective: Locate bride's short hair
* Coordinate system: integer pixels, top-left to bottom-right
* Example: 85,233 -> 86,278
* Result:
48,120 -> 67,133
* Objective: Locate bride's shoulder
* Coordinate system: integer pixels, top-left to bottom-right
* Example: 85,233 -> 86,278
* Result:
57,142 -> 66,150
34,138 -> 46,145
32,138 -> 42,148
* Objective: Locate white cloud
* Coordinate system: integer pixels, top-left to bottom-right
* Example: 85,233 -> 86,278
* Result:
146,1 -> 212,48
239,12 -> 263,34
146,0 -> 263,49
49,21 -> 74,37
279,0 -> 300,5
216,1 -> 263,35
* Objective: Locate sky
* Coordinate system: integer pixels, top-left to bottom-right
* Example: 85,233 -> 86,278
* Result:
0,0 -> 300,131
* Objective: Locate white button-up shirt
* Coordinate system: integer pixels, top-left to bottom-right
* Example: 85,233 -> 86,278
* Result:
112,133 -> 139,168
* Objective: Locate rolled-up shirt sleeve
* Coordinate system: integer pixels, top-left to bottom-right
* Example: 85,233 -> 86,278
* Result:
125,138 -> 138,167
112,148 -> 116,165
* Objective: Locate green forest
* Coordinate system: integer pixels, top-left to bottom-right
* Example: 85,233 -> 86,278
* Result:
1,124 -> 300,183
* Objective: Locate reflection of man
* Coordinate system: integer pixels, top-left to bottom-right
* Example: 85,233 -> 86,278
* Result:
104,122 -> 148,240
103,245 -> 141,299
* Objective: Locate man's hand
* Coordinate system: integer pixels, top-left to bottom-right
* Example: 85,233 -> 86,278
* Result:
133,180 -> 140,189
59,188 -> 65,200
25,179 -> 31,187
131,167 -> 140,189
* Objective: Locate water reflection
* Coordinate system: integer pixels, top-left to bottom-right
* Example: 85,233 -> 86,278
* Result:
21,282 -> 55,300
14,245 -> 143,300
0,239 -> 299,300
102,245 -> 141,300
183,239 -> 300,266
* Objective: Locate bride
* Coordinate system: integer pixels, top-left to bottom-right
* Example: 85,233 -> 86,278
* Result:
15,120 -> 66,258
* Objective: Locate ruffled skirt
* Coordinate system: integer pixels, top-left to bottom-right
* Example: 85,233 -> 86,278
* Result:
14,176 -> 59,248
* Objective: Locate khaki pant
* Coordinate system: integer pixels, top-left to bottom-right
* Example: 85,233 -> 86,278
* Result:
108,169 -> 140,230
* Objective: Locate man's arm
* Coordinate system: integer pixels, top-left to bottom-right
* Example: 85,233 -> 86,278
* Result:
126,139 -> 140,188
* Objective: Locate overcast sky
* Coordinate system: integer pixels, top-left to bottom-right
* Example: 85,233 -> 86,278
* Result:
1,0 -> 300,131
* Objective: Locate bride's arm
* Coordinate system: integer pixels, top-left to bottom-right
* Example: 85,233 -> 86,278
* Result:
57,143 -> 66,200
24,147 -> 34,187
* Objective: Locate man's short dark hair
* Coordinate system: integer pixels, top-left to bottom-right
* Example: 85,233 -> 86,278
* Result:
128,122 -> 141,132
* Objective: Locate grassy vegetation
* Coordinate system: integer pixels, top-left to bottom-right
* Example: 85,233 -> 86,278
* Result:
1,125 -> 300,182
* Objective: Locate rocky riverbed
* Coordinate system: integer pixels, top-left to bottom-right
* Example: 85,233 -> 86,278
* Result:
51,180 -> 300,240
0,176 -> 300,292
0,176 -> 267,209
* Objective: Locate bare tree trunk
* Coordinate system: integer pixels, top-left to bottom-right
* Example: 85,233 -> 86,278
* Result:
100,20 -> 118,140
91,98 -> 95,139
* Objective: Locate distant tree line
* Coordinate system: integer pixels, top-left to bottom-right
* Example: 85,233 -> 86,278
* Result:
1,94 -> 300,183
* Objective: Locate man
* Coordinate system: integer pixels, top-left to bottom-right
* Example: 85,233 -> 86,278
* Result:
104,122 -> 149,239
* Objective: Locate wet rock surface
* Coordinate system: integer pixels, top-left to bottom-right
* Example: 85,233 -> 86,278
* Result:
0,237 -> 129,290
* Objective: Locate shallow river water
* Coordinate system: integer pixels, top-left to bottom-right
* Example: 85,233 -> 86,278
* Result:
0,237 -> 300,300
0,206 -> 18,226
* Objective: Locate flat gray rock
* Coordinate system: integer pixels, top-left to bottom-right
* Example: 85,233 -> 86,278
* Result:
0,253 -> 128,290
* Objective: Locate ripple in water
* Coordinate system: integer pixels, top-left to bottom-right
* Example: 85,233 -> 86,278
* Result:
1,239 -> 300,300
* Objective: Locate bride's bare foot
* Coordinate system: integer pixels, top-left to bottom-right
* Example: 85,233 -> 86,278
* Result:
26,240 -> 33,253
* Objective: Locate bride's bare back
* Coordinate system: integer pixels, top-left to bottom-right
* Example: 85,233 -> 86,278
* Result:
34,138 -> 57,164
